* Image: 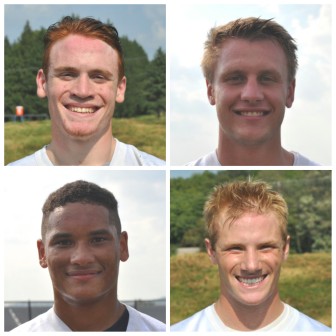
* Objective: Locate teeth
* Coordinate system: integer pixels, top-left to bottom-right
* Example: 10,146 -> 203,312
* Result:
70,107 -> 95,113
240,111 -> 264,116
237,276 -> 264,285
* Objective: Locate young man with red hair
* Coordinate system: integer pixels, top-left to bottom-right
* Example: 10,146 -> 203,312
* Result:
8,16 -> 164,166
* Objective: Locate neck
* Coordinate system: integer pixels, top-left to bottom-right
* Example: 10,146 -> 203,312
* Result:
215,292 -> 284,331
54,295 -> 124,331
217,132 -> 294,166
47,127 -> 116,166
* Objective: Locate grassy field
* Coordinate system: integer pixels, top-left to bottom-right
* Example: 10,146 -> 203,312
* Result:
170,251 -> 331,327
4,115 -> 166,164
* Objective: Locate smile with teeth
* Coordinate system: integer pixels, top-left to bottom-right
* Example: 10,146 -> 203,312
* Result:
236,275 -> 267,286
236,111 -> 266,117
69,106 -> 97,114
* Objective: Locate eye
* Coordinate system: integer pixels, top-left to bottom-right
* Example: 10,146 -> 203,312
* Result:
259,74 -> 277,84
225,246 -> 243,253
225,74 -> 245,84
59,72 -> 76,81
91,237 -> 107,244
54,239 -> 73,247
260,244 -> 275,251
90,73 -> 108,83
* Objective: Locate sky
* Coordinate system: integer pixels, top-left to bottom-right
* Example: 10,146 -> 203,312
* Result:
169,4 -> 332,165
4,4 -> 166,61
3,168 -> 166,301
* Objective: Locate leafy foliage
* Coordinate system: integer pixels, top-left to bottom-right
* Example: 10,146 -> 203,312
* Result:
5,20 -> 165,118
170,171 -> 331,253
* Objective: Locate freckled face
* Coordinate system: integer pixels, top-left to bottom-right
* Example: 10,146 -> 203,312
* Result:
36,34 -> 126,140
207,39 -> 295,146
206,212 -> 289,308
37,203 -> 129,305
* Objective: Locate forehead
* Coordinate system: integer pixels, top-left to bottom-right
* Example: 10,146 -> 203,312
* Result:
49,34 -> 118,69
215,38 -> 288,76
46,203 -> 113,236
218,212 -> 283,242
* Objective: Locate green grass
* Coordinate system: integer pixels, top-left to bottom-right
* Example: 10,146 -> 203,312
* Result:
170,252 -> 331,327
4,115 -> 166,164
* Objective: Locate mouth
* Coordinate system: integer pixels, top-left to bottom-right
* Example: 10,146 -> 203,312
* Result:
65,105 -> 100,114
233,110 -> 269,117
66,269 -> 102,280
235,275 -> 268,287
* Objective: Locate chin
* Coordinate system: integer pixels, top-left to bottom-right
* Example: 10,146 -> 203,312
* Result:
64,126 -> 98,139
64,292 -> 103,305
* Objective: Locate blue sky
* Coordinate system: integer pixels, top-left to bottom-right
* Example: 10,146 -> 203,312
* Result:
4,169 -> 166,301
170,4 -> 332,165
4,4 -> 166,60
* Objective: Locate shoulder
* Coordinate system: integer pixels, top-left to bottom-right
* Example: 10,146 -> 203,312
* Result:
186,150 -> 220,166
10,308 -> 70,332
126,305 -> 166,331
287,305 -> 331,331
292,151 -> 321,166
7,146 -> 52,166
111,140 -> 165,166
171,305 -> 216,331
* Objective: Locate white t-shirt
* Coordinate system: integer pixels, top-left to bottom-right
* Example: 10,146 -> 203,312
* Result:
171,303 -> 330,332
7,139 -> 165,166
11,305 -> 166,332
186,150 -> 321,166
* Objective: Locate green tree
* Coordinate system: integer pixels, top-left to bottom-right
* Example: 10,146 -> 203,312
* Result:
143,48 -> 166,118
114,37 -> 149,118
5,19 -> 165,120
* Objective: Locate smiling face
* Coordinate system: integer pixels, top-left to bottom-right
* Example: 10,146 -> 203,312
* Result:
36,34 -> 126,140
37,202 -> 129,306
207,38 -> 295,147
205,211 -> 289,309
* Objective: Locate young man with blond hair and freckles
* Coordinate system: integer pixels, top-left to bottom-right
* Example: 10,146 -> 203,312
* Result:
187,17 -> 320,166
171,181 -> 330,331
8,16 -> 164,166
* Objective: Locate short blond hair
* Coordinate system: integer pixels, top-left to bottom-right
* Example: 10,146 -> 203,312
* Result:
201,17 -> 298,83
204,181 -> 288,248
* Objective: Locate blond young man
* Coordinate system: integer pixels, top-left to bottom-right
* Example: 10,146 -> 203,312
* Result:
171,181 -> 329,331
187,18 -> 320,166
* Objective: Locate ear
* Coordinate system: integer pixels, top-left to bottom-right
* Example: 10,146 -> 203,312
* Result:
37,239 -> 48,268
119,231 -> 129,262
116,76 -> 127,104
283,235 -> 290,261
36,69 -> 48,98
285,79 -> 295,108
206,80 -> 216,105
205,238 -> 217,265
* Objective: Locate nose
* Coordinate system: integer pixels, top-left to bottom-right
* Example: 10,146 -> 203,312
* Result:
70,243 -> 95,266
240,78 -> 264,103
71,74 -> 94,99
241,249 -> 261,273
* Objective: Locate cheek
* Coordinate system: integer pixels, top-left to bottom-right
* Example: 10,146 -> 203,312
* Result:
46,250 -> 68,268
218,257 -> 238,274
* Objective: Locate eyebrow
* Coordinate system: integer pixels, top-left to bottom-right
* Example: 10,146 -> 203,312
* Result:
221,240 -> 281,248
49,229 -> 113,240
89,229 -> 114,237
222,68 -> 281,76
